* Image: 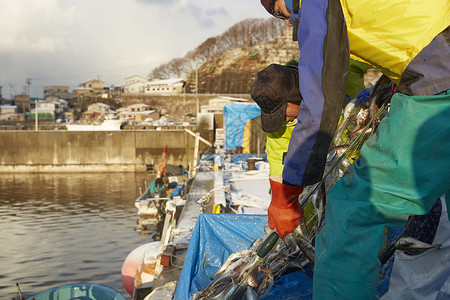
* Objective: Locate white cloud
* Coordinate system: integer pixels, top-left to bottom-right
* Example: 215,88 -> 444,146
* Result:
0,0 -> 270,98
0,0 -> 75,54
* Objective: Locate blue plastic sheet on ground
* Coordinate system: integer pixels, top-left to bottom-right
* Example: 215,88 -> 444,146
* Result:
173,213 -> 314,300
173,213 -> 397,300
263,268 -> 313,300
224,103 -> 261,151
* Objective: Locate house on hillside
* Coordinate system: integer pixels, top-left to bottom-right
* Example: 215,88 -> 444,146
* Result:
88,102 -> 110,114
124,75 -> 147,94
14,94 -> 30,113
145,78 -> 185,95
64,111 -> 74,122
125,81 -> 146,94
72,87 -> 92,97
127,103 -> 151,112
45,95 -> 60,102
116,107 -> 128,114
0,105 -> 24,121
28,107 -> 55,122
119,103 -> 160,123
0,105 -> 17,116
79,80 -> 104,94
81,102 -> 115,120
125,75 -> 147,85
33,99 -> 68,121
37,100 -> 60,113
105,85 -> 123,95
43,85 -> 72,99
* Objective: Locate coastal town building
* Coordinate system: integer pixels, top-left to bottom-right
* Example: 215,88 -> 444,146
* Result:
124,75 -> 147,94
127,103 -> 152,113
72,87 -> 92,97
79,80 -> 105,95
36,99 -> 68,115
0,105 -> 24,121
116,107 -> 128,114
125,81 -> 146,94
88,102 -> 111,114
119,103 -> 160,123
103,85 -> 123,96
43,85 -> 72,99
14,94 -> 31,113
64,111 -> 74,122
29,107 -> 55,122
44,95 -> 60,102
125,75 -> 147,86
145,78 -> 185,95
80,102 -> 115,120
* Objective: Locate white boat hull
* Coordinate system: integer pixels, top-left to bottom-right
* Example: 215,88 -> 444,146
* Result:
66,119 -> 124,131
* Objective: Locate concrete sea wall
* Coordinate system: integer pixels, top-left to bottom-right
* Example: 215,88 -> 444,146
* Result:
0,130 -> 213,172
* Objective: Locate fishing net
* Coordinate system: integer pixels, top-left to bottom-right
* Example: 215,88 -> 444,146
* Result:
299,75 -> 393,246
186,75 -> 396,300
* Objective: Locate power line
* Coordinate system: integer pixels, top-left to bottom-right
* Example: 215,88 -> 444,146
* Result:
1,63 -> 156,84
29,63 -> 155,81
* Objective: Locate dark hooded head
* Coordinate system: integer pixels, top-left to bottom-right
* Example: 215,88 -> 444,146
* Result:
250,64 -> 302,133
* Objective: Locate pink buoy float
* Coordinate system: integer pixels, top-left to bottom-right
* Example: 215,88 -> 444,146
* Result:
121,241 -> 160,296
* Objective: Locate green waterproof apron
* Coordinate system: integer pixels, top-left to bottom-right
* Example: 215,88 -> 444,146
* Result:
314,90 -> 450,299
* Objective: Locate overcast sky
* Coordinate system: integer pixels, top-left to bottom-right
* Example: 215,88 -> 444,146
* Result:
0,0 -> 269,98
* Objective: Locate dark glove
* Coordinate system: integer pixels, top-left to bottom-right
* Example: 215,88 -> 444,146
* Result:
268,178 -> 304,238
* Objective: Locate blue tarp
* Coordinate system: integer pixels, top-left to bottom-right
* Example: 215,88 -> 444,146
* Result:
173,214 -> 314,300
173,213 -> 400,300
224,103 -> 261,151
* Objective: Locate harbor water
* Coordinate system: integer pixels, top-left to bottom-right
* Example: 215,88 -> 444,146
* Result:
0,172 -> 158,299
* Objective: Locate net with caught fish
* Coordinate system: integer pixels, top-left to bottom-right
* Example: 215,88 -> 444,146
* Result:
189,75 -> 396,299
190,228 -> 310,300
295,74 -> 394,260
174,214 -> 314,300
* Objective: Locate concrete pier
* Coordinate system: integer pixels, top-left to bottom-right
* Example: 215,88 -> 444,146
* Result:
145,171 -> 215,298
0,130 -> 213,172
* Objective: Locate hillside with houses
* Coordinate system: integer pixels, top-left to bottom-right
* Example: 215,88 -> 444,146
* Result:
0,17 -> 380,129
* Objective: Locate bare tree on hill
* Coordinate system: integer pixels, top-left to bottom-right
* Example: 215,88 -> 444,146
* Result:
148,17 -> 287,80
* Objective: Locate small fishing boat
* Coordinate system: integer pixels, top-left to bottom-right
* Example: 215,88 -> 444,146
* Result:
27,283 -> 125,300
135,175 -> 186,217
66,119 -> 125,131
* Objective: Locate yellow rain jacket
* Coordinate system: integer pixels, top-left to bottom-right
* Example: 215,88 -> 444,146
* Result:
341,0 -> 450,82
293,0 -> 449,83
266,121 -> 297,177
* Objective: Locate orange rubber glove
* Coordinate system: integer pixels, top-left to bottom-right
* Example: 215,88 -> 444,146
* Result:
268,178 -> 304,238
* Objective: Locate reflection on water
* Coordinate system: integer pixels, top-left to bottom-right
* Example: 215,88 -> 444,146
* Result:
0,172 -> 157,299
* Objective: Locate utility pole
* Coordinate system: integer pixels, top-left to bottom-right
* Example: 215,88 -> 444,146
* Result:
26,78 -> 31,96
195,68 -> 199,116
8,83 -> 14,99
35,105 -> 38,131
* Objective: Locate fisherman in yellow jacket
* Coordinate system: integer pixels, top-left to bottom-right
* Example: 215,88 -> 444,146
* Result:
260,0 -> 450,298
250,63 -> 301,178
252,59 -> 371,178
251,59 -> 371,222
